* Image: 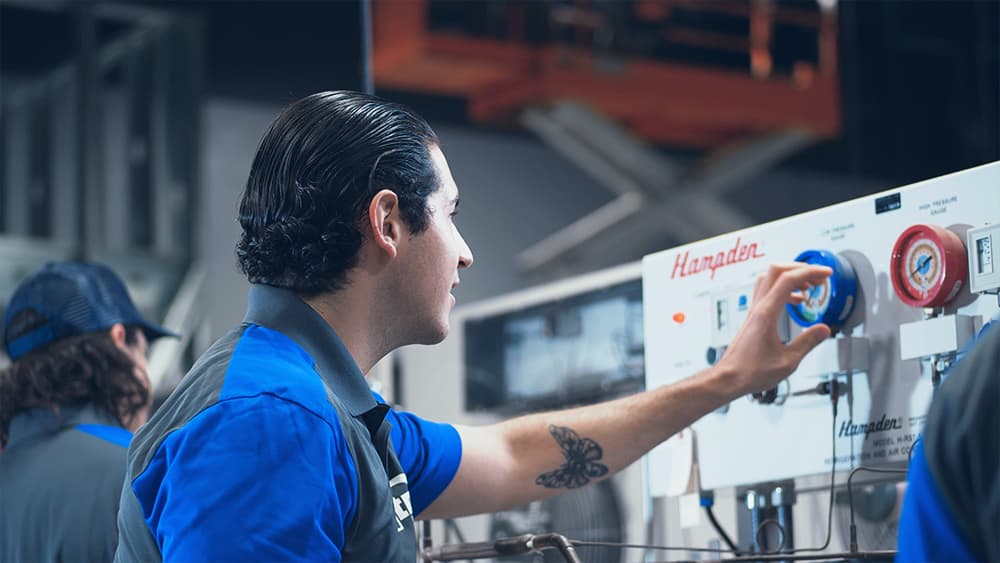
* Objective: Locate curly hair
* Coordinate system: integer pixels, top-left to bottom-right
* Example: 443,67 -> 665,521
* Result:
0,327 -> 149,448
236,90 -> 441,295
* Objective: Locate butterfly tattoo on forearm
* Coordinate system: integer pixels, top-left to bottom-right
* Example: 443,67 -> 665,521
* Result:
535,424 -> 609,489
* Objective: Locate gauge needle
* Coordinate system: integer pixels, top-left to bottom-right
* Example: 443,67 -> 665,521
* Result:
910,255 -> 932,278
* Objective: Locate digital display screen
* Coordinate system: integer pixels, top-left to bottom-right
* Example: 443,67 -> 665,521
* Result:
976,235 -> 994,275
464,280 -> 644,412
875,193 -> 902,214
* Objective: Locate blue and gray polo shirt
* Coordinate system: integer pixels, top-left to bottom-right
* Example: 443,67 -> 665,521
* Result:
1,404 -> 131,563
115,284 -> 462,562
897,322 -> 1000,562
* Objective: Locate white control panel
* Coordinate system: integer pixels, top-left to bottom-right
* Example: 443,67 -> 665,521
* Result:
643,162 -> 1000,493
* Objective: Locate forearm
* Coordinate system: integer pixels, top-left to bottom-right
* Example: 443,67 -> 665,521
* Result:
423,364 -> 736,518
420,263 -> 832,520
505,366 -> 734,479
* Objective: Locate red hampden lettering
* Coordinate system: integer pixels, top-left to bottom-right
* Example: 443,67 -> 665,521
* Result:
670,237 -> 766,280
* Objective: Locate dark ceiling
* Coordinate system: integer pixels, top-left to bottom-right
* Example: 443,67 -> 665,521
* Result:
2,0 -> 997,186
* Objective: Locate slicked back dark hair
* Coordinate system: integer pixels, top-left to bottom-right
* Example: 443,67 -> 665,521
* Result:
236,91 -> 441,295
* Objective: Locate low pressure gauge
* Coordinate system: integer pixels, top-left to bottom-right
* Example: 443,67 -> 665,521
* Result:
890,224 -> 968,308
787,250 -> 858,328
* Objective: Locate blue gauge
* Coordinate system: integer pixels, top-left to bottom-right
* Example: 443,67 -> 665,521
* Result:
787,250 -> 858,329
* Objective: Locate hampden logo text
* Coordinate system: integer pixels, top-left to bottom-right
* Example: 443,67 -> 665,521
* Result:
670,237 -> 766,280
838,414 -> 903,440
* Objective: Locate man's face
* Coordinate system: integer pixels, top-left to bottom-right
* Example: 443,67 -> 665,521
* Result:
393,145 -> 474,344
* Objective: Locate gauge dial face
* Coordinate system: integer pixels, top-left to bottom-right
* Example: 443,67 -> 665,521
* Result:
901,236 -> 943,299
795,278 -> 831,323
787,249 -> 856,328
890,224 -> 968,308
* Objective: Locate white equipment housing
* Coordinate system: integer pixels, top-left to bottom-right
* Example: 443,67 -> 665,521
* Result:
643,161 -> 1000,493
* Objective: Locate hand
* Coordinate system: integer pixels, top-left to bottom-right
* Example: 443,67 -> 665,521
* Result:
715,262 -> 833,397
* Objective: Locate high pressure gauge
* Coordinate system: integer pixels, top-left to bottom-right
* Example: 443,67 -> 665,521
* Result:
787,250 -> 858,329
890,224 -> 968,308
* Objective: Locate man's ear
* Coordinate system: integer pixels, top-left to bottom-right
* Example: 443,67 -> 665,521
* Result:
368,189 -> 403,258
109,323 -> 127,348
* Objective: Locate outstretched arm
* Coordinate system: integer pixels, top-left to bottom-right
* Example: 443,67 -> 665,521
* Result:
419,262 -> 832,519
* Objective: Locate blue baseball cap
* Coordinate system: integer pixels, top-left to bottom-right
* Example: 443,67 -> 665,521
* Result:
3,261 -> 178,361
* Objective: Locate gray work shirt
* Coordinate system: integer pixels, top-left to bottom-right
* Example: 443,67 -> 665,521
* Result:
1,404 -> 131,563
115,285 -> 461,562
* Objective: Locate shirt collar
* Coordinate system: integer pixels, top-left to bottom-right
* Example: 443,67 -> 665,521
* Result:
242,284 -> 379,418
7,403 -> 122,448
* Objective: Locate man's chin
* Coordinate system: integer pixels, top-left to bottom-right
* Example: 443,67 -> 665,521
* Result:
412,322 -> 449,346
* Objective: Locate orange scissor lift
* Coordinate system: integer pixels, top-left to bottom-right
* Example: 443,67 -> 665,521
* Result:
372,0 -> 840,150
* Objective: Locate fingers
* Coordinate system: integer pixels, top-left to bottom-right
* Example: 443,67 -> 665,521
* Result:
752,274 -> 766,304
753,262 -> 810,303
796,281 -> 813,299
758,264 -> 833,313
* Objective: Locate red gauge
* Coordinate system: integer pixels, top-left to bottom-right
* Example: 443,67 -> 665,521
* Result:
890,224 -> 968,308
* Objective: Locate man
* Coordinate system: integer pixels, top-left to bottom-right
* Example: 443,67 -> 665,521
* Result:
0,261 -> 176,562
896,322 -> 999,561
115,91 -> 832,561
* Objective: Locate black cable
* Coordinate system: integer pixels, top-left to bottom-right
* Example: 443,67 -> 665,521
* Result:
908,435 -> 921,463
577,381 -> 880,559
773,383 -> 838,554
755,518 -> 787,554
677,549 -> 896,562
655,392 -> 841,559
571,539 -> 895,562
704,504 -> 742,555
846,466 -> 908,553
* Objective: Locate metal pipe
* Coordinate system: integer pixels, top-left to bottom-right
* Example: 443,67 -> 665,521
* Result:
745,489 -> 767,553
422,533 -> 583,563
75,1 -> 103,259
420,521 -> 433,563
531,534 -> 582,563
359,0 -> 374,94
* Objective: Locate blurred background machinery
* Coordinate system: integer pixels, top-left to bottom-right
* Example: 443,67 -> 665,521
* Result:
2,0 -> 997,376
0,4 -> 997,559
0,2 -> 206,390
